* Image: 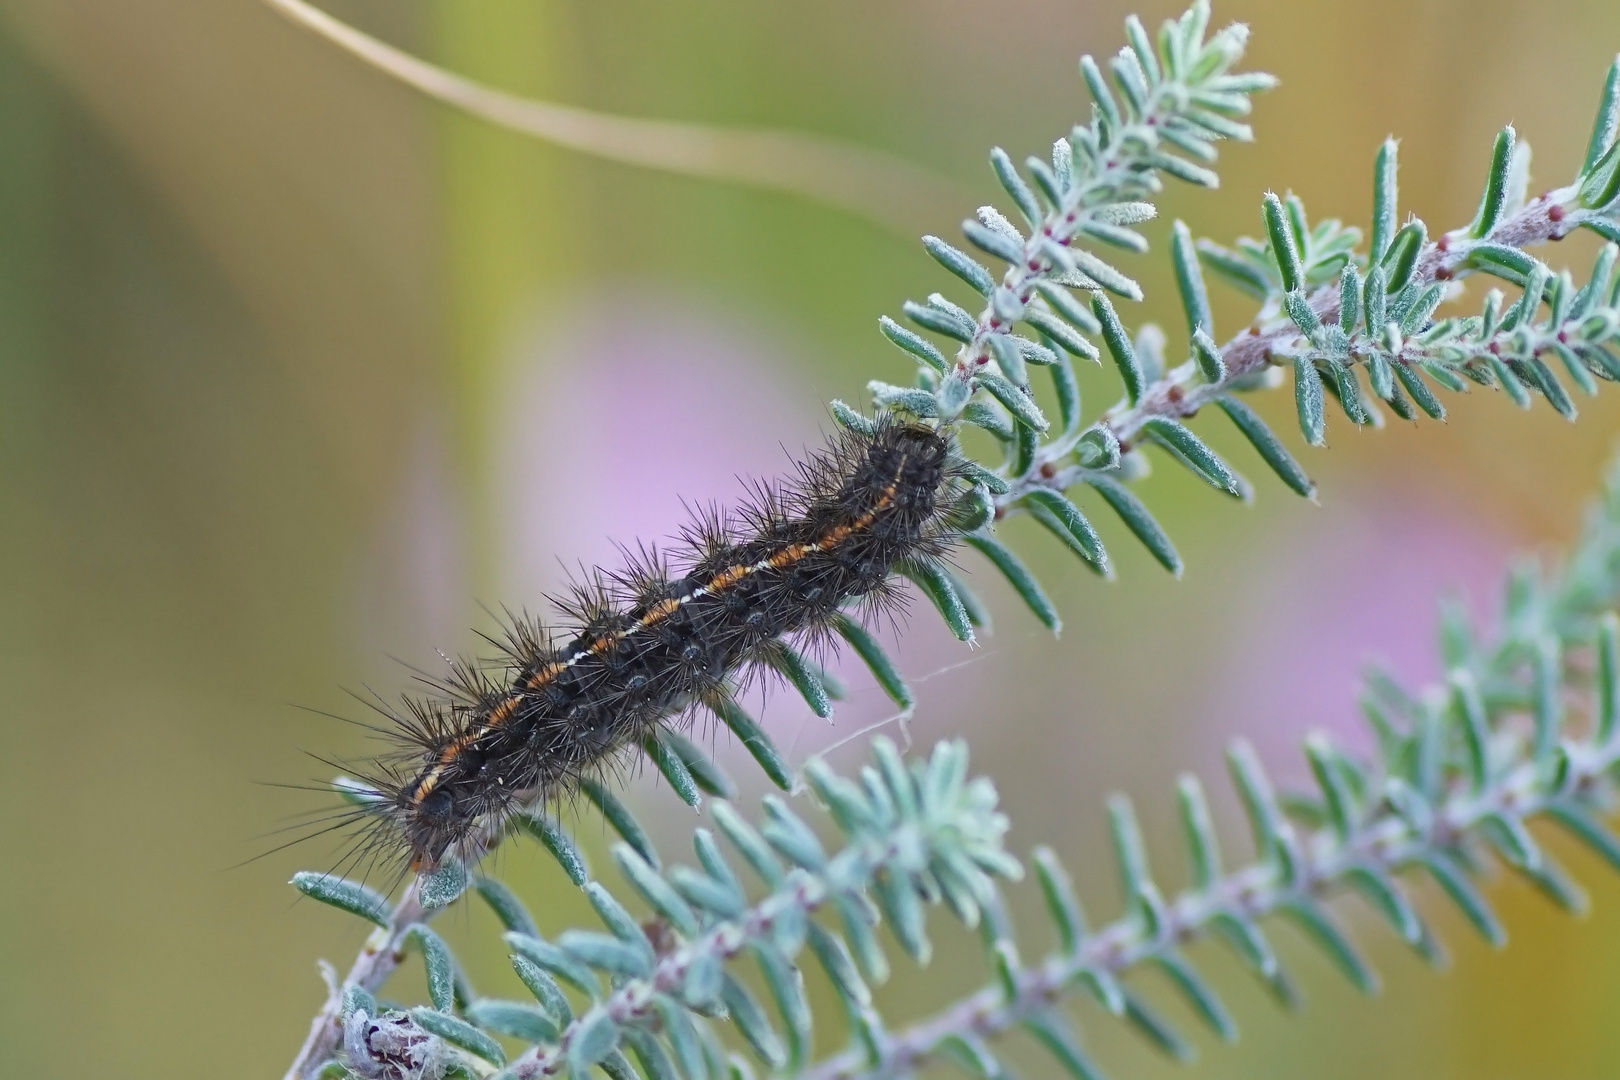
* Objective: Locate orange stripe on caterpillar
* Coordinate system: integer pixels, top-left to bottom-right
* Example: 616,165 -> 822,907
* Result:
336,417 -> 967,873
502,476 -> 904,699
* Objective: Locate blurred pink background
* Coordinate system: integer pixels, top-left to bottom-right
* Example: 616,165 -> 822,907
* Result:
2,1 -> 1620,1077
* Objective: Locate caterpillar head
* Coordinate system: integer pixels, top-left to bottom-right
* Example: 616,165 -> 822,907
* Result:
368,696 -> 521,872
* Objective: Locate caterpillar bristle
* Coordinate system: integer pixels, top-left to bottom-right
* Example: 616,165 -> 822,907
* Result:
320,416 -> 971,874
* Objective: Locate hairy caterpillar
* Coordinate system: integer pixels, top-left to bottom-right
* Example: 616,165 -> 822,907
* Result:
343,417 -> 972,872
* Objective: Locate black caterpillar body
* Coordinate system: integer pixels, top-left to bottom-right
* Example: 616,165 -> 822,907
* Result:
356,418 -> 967,871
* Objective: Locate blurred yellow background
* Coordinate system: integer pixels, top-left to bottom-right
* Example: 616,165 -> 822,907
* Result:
4,1 -> 1620,1077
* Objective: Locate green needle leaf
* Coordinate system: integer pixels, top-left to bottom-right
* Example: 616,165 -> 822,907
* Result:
465,999 -> 560,1045
411,1008 -> 506,1066
1371,138 -> 1399,261
1216,396 -> 1314,496
662,729 -> 737,800
644,730 -> 703,808
1381,221 -> 1426,293
1025,1011 -> 1106,1080
964,533 -> 1060,633
898,558 -> 976,643
1084,474 -> 1182,575
764,642 -> 834,719
1263,191 -> 1303,292
567,1010 -> 624,1074
1279,899 -> 1378,994
707,693 -> 794,792
473,877 -> 537,938
418,858 -> 469,910
1582,56 -> 1620,175
583,779 -> 662,868
405,925 -> 457,1012
291,872 -> 391,928
990,147 -> 1042,229
924,235 -> 996,296
1293,357 -> 1326,445
1171,219 -> 1214,337
1142,416 -> 1241,494
516,812 -> 590,886
831,612 -> 913,709
879,316 -> 948,374
978,371 -> 1049,432
1023,488 -> 1109,574
1094,292 -> 1145,403
1469,126 -> 1516,238
1122,990 -> 1195,1062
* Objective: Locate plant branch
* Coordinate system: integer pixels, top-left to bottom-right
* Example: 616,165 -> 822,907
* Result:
804,736 -> 1620,1080
494,743 -> 1018,1080
285,826 -> 502,1080
1001,178 -> 1601,512
504,836 -> 896,1078
802,459 -> 1620,1080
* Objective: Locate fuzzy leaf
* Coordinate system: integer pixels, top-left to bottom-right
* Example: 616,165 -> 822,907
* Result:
1176,774 -> 1224,889
722,973 -> 787,1069
924,235 -> 996,296
511,955 -> 572,1023
583,779 -> 661,868
418,858 -> 469,911
1469,127 -> 1517,238
1216,396 -> 1314,496
1094,292 -> 1145,403
879,316 -> 948,374
899,558 -> 976,643
465,999 -> 560,1044
1156,952 -> 1238,1041
567,1010 -> 623,1074
644,730 -> 703,808
1170,219 -> 1214,336
990,147 -> 1041,228
291,872 -> 391,928
405,925 -> 457,1011
963,533 -> 1060,632
506,932 -> 600,997
516,813 -> 590,886
707,694 -> 793,792
977,371 -> 1049,432
1263,192 -> 1303,292
1024,1012 -> 1105,1080
1279,900 -> 1378,994
1371,138 -> 1399,260
1143,416 -> 1241,494
662,729 -> 737,800
1293,358 -> 1325,445
1084,474 -> 1182,575
411,1008 -> 506,1066
1122,990 -> 1195,1062
1023,488 -> 1109,572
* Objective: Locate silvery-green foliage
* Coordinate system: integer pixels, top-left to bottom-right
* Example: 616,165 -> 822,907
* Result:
789,454 -> 1620,1080
292,457 -> 1620,1080
861,0 -> 1620,640
864,0 -> 1277,618
283,5 -> 1620,1078
290,739 -> 1021,1080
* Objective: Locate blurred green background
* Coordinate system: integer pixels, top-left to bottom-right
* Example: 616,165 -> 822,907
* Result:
5,1 -> 1620,1076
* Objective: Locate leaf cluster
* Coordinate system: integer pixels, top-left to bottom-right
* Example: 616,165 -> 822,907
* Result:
295,738 -> 1020,1080
296,453 -> 1620,1080
283,6 -> 1620,1079
859,1 -> 1620,639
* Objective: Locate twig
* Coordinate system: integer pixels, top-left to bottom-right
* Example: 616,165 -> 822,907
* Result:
799,518 -> 1620,1080
999,179 -> 1584,511
258,0 -> 968,239
284,825 -> 503,1080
